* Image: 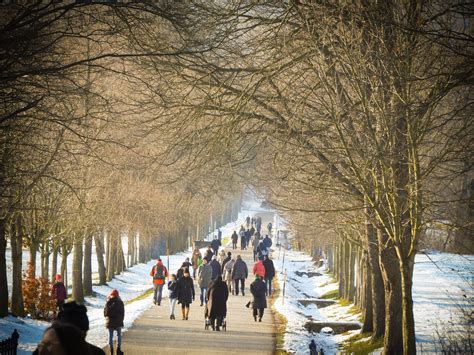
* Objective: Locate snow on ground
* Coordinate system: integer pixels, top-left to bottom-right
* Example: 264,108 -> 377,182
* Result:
2,187 -> 269,353
273,242 -> 474,354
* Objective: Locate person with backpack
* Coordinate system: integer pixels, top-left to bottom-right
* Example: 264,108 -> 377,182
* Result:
253,258 -> 266,279
197,258 -> 212,306
231,255 -> 248,296
176,269 -> 195,320
52,274 -> 67,312
231,231 -> 238,250
206,275 -> 229,331
223,256 -> 235,294
250,275 -> 267,322
150,259 -> 168,306
168,274 -> 178,320
263,255 -> 276,295
104,289 -> 125,355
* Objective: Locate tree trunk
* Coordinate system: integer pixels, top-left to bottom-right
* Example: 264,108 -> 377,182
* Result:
348,241 -> 356,301
60,242 -> 69,292
378,229 -> 403,354
105,231 -> 110,274
29,240 -> 38,278
51,244 -> 58,283
115,234 -> 124,274
361,250 -> 373,333
10,215 -> 24,316
94,234 -> 107,285
83,234 -> 93,296
107,234 -> 116,282
0,218 -> 8,317
399,251 -> 417,355
41,242 -> 49,281
72,236 -> 84,304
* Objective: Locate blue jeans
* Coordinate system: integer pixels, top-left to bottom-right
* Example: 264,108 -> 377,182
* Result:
200,287 -> 208,305
169,298 -> 177,316
153,283 -> 164,304
108,327 -> 122,348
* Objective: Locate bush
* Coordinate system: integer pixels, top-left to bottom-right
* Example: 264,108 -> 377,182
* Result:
22,262 -> 57,320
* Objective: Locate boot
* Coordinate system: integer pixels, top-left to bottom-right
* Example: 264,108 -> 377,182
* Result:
185,307 -> 190,320
182,308 -> 186,320
253,315 -> 257,322
110,346 -> 114,355
117,348 -> 123,355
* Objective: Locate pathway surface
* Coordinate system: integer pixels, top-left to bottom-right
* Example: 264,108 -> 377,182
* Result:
116,211 -> 277,355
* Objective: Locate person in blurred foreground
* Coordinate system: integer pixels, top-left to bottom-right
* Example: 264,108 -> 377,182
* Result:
36,322 -> 91,355
206,275 -> 229,331
104,289 -> 125,355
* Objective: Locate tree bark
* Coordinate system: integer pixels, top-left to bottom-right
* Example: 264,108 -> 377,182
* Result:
60,241 -> 69,291
361,250 -> 373,333
72,235 -> 84,304
51,244 -> 58,283
40,242 -> 49,281
0,218 -> 8,317
106,233 -> 116,282
29,239 -> 38,278
10,215 -> 24,316
83,234 -> 93,296
94,234 -> 107,285
378,229 -> 403,354
348,241 -> 356,301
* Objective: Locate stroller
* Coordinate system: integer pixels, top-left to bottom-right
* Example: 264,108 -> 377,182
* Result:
204,305 -> 227,331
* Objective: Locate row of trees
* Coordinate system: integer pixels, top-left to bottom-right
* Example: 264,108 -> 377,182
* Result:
128,1 -> 472,354
0,1 -> 244,318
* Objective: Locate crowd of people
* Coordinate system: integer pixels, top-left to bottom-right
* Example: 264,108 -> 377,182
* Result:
35,215 -> 275,353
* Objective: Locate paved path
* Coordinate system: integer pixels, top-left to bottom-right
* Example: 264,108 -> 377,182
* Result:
116,212 -> 277,355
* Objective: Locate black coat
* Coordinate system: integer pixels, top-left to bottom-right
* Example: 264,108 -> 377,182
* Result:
250,279 -> 267,309
206,279 -> 229,318
176,276 -> 195,304
209,259 -> 222,279
222,255 -> 231,269
168,280 -> 178,298
211,239 -> 221,250
263,258 -> 275,279
205,249 -> 214,261
104,296 -> 125,329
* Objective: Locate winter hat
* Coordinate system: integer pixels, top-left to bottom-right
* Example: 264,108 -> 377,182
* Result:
227,252 -> 232,256
110,289 -> 119,298
58,301 -> 89,332
55,274 -> 62,281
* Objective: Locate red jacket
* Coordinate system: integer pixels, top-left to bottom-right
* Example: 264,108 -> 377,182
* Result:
150,262 -> 168,285
52,282 -> 67,301
253,261 -> 265,278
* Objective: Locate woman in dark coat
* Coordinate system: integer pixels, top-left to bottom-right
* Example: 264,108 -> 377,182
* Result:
176,269 -> 195,320
250,275 -> 267,322
206,276 -> 229,331
104,289 -> 125,355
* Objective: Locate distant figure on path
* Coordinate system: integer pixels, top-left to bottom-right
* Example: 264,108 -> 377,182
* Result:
177,259 -> 192,279
231,231 -> 238,250
263,255 -> 276,295
257,241 -> 268,260
309,339 -> 317,355
168,274 -> 178,320
205,246 -> 214,262
223,256 -> 235,294
211,237 -> 221,256
209,255 -> 222,281
262,234 -> 273,253
52,274 -> 67,313
218,249 -> 226,265
250,275 -> 267,322
246,216 -> 251,227
253,258 -> 266,279
197,259 -> 212,306
217,228 -> 222,241
191,248 -> 202,278
240,230 -> 247,250
206,275 -> 229,331
222,251 -> 232,269
245,229 -> 252,248
150,258 -> 168,306
267,222 -> 273,234
176,269 -> 195,320
231,255 -> 248,296
252,235 -> 260,262
104,289 -> 125,355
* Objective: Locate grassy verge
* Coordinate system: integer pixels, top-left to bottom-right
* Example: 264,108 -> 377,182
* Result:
271,277 -> 289,355
320,289 -> 338,299
124,287 -> 154,305
341,332 -> 383,354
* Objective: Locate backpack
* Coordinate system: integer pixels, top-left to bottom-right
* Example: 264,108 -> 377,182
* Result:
154,265 -> 165,280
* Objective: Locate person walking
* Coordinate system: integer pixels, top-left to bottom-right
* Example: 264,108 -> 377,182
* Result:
231,231 -> 238,250
197,258 -> 212,306
252,235 -> 260,262
217,228 -> 222,241
104,289 -> 125,355
176,270 -> 195,320
52,274 -> 67,313
231,255 -> 248,296
218,249 -> 226,266
222,251 -> 232,269
246,216 -> 251,227
263,255 -> 276,295
267,222 -> 273,234
191,247 -> 202,278
168,274 -> 178,320
262,234 -> 273,254
253,258 -> 266,279
150,258 -> 168,306
250,275 -> 267,322
223,256 -> 235,294
209,255 -> 222,281
177,260 -> 191,279
206,276 -> 229,331
204,246 -> 214,262
211,237 -> 221,256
